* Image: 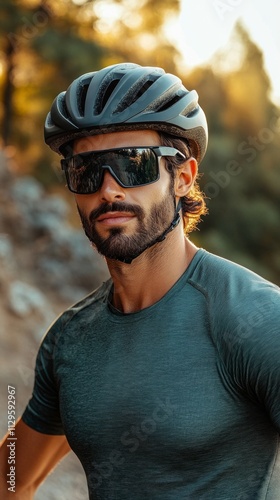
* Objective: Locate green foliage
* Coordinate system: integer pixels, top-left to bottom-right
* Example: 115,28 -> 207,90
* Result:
31,29 -> 104,80
191,23 -> 280,284
0,4 -> 279,284
0,0 -> 179,157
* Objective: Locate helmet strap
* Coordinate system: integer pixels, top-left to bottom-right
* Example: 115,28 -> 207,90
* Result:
116,197 -> 182,264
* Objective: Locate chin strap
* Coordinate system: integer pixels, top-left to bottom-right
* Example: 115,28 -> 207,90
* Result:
118,198 -> 182,264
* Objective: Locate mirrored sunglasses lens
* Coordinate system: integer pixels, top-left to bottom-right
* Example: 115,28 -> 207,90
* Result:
111,148 -> 158,186
64,148 -> 159,194
66,154 -> 101,194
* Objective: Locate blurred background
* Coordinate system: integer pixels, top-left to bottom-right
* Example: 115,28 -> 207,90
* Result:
0,0 -> 280,498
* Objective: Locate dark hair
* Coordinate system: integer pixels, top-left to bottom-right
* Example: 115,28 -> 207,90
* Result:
159,132 -> 208,234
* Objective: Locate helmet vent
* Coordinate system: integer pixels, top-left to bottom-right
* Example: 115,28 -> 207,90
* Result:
78,84 -> 89,116
185,106 -> 199,118
131,80 -> 155,103
59,94 -> 72,121
96,79 -> 120,114
115,79 -> 155,113
156,92 -> 183,112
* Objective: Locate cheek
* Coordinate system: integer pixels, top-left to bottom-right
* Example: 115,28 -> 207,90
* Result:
75,195 -> 98,215
155,168 -> 173,197
134,172 -> 173,209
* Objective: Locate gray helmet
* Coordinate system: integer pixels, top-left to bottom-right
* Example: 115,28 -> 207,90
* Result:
44,62 -> 208,163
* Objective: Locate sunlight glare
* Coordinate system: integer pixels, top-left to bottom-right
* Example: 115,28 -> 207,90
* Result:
175,0 -> 280,103
94,0 -> 124,33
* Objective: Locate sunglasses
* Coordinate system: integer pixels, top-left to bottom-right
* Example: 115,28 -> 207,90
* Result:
61,146 -> 186,195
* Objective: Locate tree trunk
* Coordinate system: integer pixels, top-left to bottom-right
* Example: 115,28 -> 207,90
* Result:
2,39 -> 15,146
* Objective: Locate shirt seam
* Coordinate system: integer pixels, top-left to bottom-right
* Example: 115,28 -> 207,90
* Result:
264,433 -> 280,499
187,277 -> 240,399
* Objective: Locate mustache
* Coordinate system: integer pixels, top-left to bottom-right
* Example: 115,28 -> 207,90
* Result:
88,202 -> 145,223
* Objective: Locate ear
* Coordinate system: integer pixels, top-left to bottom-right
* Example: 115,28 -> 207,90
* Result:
174,158 -> 198,197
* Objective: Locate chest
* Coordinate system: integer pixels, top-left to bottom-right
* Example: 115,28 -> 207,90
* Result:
56,305 -> 249,464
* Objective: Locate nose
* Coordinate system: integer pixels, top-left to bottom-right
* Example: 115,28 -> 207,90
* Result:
98,170 -> 126,203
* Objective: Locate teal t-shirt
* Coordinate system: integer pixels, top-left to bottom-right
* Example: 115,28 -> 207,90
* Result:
22,250 -> 280,499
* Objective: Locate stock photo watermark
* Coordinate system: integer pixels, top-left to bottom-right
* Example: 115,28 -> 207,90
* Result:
204,113 -> 280,198
7,2 -> 53,50
222,285 -> 277,351
88,397 -> 178,491
6,385 -> 17,493
213,0 -> 247,19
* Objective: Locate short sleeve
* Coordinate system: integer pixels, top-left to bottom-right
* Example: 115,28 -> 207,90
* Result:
22,316 -> 65,435
223,280 -> 280,434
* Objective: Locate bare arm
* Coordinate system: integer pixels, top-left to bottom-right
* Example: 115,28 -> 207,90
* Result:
0,418 -> 71,499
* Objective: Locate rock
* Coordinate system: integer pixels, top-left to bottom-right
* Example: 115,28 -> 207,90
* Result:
1,151 -> 108,303
8,280 -> 49,318
41,195 -> 69,219
0,150 -> 14,185
0,150 -> 95,498
0,234 -> 16,277
11,176 -> 44,206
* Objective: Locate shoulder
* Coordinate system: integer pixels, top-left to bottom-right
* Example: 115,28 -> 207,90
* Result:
191,251 -> 280,427
61,278 -> 112,323
190,249 -> 279,294
189,249 -> 280,352
38,278 -> 112,355
189,249 -> 279,309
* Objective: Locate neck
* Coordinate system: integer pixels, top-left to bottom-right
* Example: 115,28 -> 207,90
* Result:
106,225 -> 198,314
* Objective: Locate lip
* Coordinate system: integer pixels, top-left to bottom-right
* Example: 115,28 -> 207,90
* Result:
96,211 -> 136,225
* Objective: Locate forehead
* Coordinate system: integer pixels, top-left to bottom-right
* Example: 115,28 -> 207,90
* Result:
73,130 -> 161,154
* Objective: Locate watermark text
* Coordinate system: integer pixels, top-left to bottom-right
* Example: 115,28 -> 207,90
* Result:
6,386 -> 17,493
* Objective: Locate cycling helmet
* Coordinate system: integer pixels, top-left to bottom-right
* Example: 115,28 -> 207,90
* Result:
44,62 -> 208,163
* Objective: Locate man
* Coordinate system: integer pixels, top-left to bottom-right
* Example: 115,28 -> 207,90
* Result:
0,63 -> 280,499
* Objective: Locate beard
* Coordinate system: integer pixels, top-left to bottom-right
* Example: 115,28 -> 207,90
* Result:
77,184 -> 176,262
